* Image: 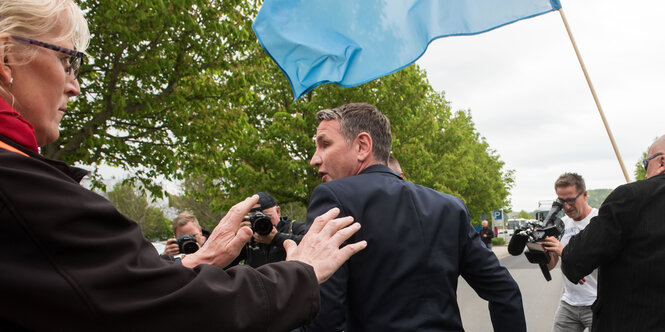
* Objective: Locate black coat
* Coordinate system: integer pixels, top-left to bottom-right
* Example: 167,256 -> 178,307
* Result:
303,164 -> 525,332
230,217 -> 308,268
562,173 -> 665,332
479,226 -> 495,244
0,135 -> 319,331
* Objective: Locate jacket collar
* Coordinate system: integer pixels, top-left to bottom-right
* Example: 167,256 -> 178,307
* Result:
0,98 -> 88,183
0,97 -> 39,153
359,164 -> 403,179
0,133 -> 89,183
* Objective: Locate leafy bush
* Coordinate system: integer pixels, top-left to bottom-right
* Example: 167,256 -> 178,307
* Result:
492,238 -> 506,245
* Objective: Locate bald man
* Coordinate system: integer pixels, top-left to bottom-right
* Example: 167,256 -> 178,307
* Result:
561,134 -> 665,332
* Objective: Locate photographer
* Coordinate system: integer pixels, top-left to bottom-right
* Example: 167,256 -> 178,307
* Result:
227,192 -> 307,268
541,173 -> 598,332
161,211 -> 209,256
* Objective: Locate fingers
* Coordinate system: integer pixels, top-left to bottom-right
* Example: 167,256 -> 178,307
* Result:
338,240 -> 367,260
239,221 -> 251,230
218,195 -> 259,230
283,239 -> 296,255
327,219 -> 360,247
308,207 -> 341,234
234,226 -> 253,245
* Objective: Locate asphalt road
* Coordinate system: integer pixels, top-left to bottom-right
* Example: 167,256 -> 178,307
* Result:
457,247 -> 565,331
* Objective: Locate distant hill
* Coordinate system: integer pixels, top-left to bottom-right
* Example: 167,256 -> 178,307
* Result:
587,188 -> 614,208
517,188 -> 615,218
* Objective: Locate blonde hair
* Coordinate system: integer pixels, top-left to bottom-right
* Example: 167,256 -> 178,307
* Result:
0,0 -> 90,99
172,211 -> 201,233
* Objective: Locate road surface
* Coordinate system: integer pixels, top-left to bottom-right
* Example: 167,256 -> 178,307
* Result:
457,246 -> 566,331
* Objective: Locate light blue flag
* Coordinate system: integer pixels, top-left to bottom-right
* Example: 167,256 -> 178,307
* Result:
253,0 -> 562,100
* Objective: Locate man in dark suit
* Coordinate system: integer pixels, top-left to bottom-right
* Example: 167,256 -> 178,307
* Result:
303,103 -> 525,331
562,134 -> 665,332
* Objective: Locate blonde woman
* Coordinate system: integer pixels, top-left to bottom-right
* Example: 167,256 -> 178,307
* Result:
0,1 -> 365,329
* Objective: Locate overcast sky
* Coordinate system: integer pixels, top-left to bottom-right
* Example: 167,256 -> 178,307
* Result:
415,0 -> 664,212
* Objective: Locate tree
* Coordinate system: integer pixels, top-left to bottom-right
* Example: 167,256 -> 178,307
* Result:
107,181 -> 171,240
634,151 -> 648,181
517,210 -> 532,219
197,61 -> 515,221
168,177 -> 226,232
44,0 -> 262,195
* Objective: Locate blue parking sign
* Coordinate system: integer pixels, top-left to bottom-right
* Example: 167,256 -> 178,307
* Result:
493,210 -> 503,220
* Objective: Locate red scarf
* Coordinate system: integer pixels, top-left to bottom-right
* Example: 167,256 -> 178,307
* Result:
0,97 -> 39,153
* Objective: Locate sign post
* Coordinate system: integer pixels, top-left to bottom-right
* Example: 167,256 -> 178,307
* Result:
492,210 -> 504,239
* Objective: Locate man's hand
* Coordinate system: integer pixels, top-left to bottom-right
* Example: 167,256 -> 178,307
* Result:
284,207 -> 367,284
161,238 -> 179,256
254,227 -> 277,244
541,236 -> 564,257
181,195 -> 256,268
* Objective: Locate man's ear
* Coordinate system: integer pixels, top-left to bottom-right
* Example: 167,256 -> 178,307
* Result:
0,36 -> 13,86
655,156 -> 665,177
355,132 -> 373,162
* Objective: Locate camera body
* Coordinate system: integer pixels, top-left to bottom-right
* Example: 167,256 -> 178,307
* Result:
508,201 -> 565,281
176,234 -> 199,254
249,212 -> 274,236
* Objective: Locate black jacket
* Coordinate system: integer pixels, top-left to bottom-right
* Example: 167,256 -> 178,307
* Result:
562,174 -> 665,332
0,134 -> 319,331
229,217 -> 307,268
479,226 -> 494,244
304,164 -> 525,332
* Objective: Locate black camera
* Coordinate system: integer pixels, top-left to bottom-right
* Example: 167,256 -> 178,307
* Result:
176,234 -> 199,254
508,201 -> 565,281
249,212 -> 273,236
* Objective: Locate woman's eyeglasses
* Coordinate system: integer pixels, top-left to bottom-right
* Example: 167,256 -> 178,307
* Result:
11,36 -> 85,79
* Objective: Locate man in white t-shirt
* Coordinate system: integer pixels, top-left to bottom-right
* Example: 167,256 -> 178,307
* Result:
542,173 -> 598,332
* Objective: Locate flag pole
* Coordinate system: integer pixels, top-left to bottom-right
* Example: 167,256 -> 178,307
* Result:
558,9 -> 631,183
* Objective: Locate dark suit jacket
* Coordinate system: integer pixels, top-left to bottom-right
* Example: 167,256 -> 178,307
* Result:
304,164 -> 525,332
562,173 -> 665,332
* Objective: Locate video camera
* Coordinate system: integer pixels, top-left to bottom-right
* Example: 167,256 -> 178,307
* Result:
248,212 -> 273,236
176,234 -> 199,254
507,201 -> 565,281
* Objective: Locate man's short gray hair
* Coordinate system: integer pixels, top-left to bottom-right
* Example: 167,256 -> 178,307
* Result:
172,211 -> 200,232
316,103 -> 392,164
555,173 -> 586,193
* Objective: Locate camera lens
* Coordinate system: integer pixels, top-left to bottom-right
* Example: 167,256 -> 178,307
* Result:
176,235 -> 199,254
249,212 -> 273,236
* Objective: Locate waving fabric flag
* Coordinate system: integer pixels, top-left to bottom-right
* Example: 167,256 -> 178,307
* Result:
253,0 -> 562,99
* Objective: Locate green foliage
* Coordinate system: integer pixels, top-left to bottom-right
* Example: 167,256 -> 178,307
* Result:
634,151 -> 648,181
517,210 -> 532,219
492,237 -> 506,246
586,189 -> 613,208
168,177 -> 227,232
43,0 -> 261,197
201,63 -> 514,220
107,181 -> 171,240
